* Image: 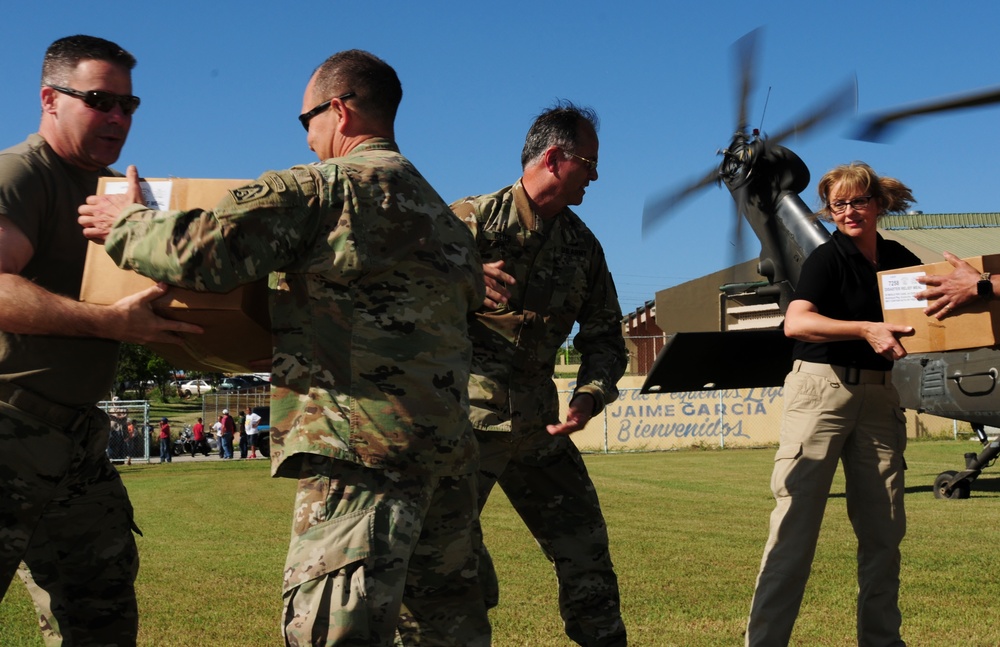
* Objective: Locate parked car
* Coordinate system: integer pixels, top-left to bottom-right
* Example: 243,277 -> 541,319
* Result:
179,379 -> 213,397
218,377 -> 252,391
251,405 -> 271,458
235,374 -> 269,390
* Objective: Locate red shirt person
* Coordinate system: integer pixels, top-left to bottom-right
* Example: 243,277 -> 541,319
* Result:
158,417 -> 171,463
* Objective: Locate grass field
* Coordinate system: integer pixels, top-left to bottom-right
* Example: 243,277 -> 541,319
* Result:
3,440 -> 1000,646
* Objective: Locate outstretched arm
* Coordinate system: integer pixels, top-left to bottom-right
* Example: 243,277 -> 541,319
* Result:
1,182 -> 201,345
784,299 -> 913,361
915,251 -> 995,319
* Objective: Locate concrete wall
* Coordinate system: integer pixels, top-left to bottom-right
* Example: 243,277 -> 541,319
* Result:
557,376 -> 970,454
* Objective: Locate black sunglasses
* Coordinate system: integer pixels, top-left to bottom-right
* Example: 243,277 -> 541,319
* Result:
49,85 -> 141,116
299,91 -> 356,131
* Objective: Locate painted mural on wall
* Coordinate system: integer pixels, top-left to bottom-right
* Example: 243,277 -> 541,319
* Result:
556,376 -> 964,453
557,376 -> 785,452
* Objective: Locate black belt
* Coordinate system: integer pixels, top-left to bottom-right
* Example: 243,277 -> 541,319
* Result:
794,360 -> 890,386
0,381 -> 93,430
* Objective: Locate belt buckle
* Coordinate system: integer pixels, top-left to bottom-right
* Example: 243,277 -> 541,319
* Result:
844,366 -> 860,385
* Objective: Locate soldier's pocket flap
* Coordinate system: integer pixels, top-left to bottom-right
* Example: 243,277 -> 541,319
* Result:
283,505 -> 374,593
774,443 -> 803,462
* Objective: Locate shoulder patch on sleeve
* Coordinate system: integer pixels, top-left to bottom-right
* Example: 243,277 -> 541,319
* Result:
230,182 -> 270,203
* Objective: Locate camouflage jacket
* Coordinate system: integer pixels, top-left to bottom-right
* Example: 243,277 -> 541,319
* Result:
105,139 -> 484,477
450,180 -> 626,433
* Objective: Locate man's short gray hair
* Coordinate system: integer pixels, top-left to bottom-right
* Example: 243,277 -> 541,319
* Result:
521,100 -> 599,169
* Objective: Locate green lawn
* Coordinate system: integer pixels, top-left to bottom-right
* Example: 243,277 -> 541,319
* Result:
3,440 -> 1000,646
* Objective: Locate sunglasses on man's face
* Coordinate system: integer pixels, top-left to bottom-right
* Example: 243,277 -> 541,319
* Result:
49,85 -> 141,116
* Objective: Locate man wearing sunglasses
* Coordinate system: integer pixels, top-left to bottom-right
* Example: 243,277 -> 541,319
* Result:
450,102 -> 628,646
79,49 -> 490,645
0,35 -> 199,645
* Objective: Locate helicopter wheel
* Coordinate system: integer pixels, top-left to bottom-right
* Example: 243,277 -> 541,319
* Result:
933,470 -> 971,500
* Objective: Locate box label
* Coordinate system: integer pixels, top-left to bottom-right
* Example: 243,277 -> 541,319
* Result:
102,179 -> 173,210
881,271 -> 928,310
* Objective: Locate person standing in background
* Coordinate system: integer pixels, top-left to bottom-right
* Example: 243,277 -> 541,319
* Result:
237,407 -> 248,459
158,417 -> 172,463
244,405 -> 261,459
191,416 -> 209,457
219,408 -> 236,459
213,416 -> 224,458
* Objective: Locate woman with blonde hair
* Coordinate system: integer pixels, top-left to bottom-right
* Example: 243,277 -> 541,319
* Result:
746,162 -> 919,647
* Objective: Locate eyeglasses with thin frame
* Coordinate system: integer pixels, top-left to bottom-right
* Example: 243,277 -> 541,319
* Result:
828,195 -> 873,214
563,149 -> 598,172
298,91 -> 356,132
48,85 -> 140,116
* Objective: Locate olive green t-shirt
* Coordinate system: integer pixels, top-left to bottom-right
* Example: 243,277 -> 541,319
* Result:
0,134 -> 119,407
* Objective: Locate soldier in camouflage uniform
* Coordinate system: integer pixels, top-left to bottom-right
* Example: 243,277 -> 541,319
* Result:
0,35 -> 199,645
79,50 -> 490,646
450,102 -> 628,646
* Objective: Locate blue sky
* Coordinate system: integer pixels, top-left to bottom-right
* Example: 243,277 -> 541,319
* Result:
4,1 -> 1000,315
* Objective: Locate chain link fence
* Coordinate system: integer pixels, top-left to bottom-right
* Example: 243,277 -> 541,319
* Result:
201,389 -> 270,426
99,399 -> 151,463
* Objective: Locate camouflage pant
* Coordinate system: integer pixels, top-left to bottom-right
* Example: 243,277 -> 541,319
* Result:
282,456 -> 490,646
0,398 -> 140,646
476,429 -> 627,647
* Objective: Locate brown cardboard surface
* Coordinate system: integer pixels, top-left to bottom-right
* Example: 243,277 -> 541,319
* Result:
879,254 -> 1000,353
80,178 -> 270,373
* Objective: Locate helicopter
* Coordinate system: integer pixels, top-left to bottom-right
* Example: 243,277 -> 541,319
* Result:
640,29 -> 1000,500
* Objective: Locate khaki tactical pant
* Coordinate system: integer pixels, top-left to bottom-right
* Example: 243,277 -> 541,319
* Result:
282,457 -> 490,647
476,429 -> 627,647
746,361 -> 907,647
0,396 -> 140,646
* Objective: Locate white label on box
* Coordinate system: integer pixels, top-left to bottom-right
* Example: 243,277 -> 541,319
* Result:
104,180 -> 173,210
882,271 -> 928,310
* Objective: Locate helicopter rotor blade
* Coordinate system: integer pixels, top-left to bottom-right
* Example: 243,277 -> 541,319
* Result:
734,28 -> 762,134
853,85 -> 1000,142
767,75 -> 858,146
641,28 -> 763,238
641,164 -> 721,235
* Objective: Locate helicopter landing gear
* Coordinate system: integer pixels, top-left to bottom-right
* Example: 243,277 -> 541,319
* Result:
932,424 -> 1000,500
933,470 -> 971,500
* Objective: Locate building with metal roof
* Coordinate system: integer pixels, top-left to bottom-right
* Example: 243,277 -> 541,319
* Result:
879,212 -> 1000,261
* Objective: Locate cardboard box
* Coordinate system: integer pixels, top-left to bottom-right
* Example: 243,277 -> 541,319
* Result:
878,254 -> 1000,353
80,178 -> 271,373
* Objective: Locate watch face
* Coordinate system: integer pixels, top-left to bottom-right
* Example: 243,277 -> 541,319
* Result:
978,279 -> 993,299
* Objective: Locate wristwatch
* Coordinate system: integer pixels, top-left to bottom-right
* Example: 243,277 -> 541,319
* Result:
977,272 -> 993,299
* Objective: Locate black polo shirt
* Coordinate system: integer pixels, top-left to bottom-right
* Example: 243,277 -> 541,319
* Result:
791,230 -> 921,370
